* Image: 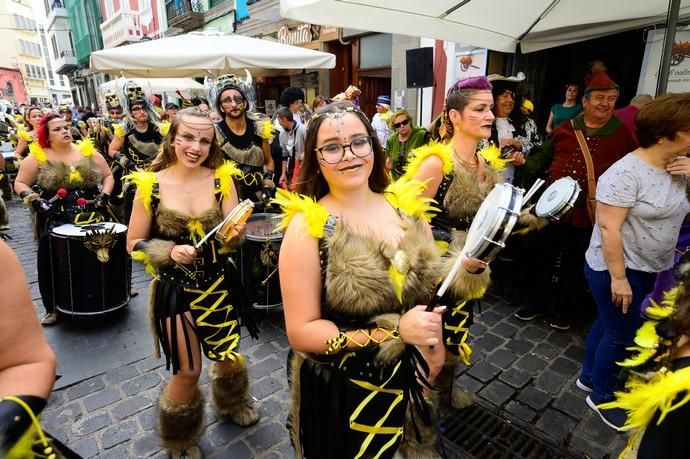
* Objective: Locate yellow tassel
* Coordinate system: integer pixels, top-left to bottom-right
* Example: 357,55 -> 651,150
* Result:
29,142 -> 47,164
388,264 -> 406,304
384,178 -> 439,221
131,250 -> 157,277
113,123 -> 125,139
256,118 -> 274,140
123,171 -> 156,214
478,143 -> 510,172
401,141 -> 454,181
68,166 -> 83,184
215,161 -> 243,200
599,366 -> 690,432
271,188 -> 329,239
76,138 -> 96,157
159,121 -> 170,138
187,219 -> 205,245
18,129 -> 31,142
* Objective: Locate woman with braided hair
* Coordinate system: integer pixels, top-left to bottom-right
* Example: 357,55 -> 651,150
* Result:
127,108 -> 259,459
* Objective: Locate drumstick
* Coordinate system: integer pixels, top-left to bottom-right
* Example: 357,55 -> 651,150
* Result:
426,252 -> 466,312
522,179 -> 545,207
194,218 -> 227,249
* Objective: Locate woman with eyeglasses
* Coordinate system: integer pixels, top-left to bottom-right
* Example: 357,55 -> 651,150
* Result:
126,108 -> 260,458
14,113 -> 114,325
14,106 -> 43,160
386,108 -> 432,179
275,101 -> 483,458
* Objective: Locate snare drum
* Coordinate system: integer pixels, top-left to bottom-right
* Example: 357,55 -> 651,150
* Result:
535,177 -> 581,221
49,222 -> 130,315
463,183 -> 523,262
240,213 -> 283,310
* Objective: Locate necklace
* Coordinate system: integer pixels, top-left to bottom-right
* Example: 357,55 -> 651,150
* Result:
454,151 -> 479,170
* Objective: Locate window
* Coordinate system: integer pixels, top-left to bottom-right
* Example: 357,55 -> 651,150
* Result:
359,34 -> 392,69
6,82 -> 13,96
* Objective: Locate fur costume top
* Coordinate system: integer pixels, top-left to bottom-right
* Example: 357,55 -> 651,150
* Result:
215,115 -> 272,169
30,139 -> 102,193
113,119 -> 169,167
273,182 -> 441,459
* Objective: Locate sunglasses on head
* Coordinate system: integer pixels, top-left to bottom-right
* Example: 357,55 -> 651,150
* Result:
393,119 -> 409,129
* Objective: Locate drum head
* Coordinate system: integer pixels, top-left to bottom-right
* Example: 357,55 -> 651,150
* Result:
535,177 -> 579,218
52,222 -> 127,237
246,213 -> 282,242
464,183 -> 522,261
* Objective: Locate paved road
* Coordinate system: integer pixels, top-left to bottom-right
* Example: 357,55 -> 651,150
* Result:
3,199 -> 629,458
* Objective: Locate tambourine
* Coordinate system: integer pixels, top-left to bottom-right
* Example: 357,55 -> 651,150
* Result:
463,183 -> 523,263
215,199 -> 254,243
534,177 -> 580,221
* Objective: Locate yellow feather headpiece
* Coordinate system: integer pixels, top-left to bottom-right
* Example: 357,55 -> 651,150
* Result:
271,189 -> 329,239
384,178 -> 439,222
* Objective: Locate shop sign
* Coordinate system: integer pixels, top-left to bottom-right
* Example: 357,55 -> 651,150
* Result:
638,29 -> 690,94
263,24 -> 319,46
73,77 -> 85,84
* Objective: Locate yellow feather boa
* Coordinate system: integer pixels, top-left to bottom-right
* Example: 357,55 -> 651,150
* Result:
28,142 -> 47,164
384,178 -> 438,222
28,137 -> 97,165
256,118 -> 274,140
215,161 -> 243,200
18,129 -> 32,143
271,188 -> 329,239
76,138 -> 96,157
402,141 -> 453,181
124,171 -> 157,214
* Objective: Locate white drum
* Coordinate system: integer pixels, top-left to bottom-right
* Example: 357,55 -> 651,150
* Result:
535,177 -> 581,221
49,222 -> 130,315
463,183 -> 523,262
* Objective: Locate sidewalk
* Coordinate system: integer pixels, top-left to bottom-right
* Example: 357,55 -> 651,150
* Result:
3,199 -> 629,458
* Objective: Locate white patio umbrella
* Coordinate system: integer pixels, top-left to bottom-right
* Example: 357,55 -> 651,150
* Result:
99,78 -> 204,93
90,31 -> 336,78
280,0 -> 690,54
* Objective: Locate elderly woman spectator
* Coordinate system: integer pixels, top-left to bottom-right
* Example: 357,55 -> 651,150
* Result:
579,93 -> 690,430
386,108 -> 431,179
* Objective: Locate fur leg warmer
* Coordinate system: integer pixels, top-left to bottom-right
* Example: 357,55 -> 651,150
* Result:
209,361 -> 260,427
435,364 -> 473,410
157,386 -> 203,458
398,391 -> 441,459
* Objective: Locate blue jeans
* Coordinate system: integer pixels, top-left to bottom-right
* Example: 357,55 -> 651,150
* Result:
580,263 -> 656,402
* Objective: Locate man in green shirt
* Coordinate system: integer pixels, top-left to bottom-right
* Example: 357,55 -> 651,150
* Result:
386,109 -> 431,178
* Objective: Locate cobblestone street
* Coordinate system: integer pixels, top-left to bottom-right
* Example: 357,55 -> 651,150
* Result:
3,198 -> 629,458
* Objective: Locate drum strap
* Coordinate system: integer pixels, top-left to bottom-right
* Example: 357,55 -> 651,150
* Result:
571,121 -> 597,224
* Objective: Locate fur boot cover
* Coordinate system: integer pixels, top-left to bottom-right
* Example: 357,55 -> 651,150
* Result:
398,391 -> 441,459
157,386 -> 204,456
288,351 -> 305,459
209,361 -> 260,426
435,364 -> 473,409
0,194 -> 8,228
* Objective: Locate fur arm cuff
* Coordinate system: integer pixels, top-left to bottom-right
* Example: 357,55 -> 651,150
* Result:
513,207 -> 548,235
373,313 -> 406,363
443,230 -> 491,300
131,239 -> 175,274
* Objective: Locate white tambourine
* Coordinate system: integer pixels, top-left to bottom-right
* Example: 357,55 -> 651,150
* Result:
463,183 -> 523,263
534,177 -> 581,221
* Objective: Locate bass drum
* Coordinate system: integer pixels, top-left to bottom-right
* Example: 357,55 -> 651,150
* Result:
49,222 -> 130,315
241,213 -> 283,310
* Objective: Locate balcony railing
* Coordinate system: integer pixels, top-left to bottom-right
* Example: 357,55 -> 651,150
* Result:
166,0 -> 205,31
100,11 -> 142,49
55,48 -> 77,74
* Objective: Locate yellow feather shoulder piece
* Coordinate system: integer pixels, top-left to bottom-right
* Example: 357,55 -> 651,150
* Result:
478,143 -> 510,172
18,129 -> 31,142
123,171 -> 157,214
215,161 -> 243,199
600,366 -> 690,431
76,138 -> 96,157
159,121 -> 170,138
29,142 -> 47,164
131,250 -> 157,277
646,286 -> 681,320
402,141 -> 453,180
271,188 -> 329,239
384,178 -> 439,222
255,118 -> 274,140
113,123 -> 126,139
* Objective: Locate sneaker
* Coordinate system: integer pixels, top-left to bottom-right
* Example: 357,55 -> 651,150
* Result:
514,305 -> 546,321
576,378 -> 593,393
586,395 -> 626,431
40,312 -> 59,326
549,315 -> 571,330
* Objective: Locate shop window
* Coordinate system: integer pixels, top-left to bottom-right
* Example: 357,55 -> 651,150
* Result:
360,34 -> 392,69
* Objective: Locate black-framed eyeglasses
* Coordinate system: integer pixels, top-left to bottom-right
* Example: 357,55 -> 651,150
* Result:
316,136 -> 373,164
131,106 -> 146,112
393,119 -> 409,129
220,95 -> 244,105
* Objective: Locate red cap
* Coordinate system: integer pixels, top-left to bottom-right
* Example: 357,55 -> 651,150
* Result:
585,61 -> 618,93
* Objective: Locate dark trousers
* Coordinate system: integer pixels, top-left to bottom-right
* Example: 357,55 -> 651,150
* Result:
36,218 -> 54,314
525,223 -> 593,318
580,263 -> 656,401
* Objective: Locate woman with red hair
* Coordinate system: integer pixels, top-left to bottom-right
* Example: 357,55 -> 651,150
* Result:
14,113 -> 114,325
